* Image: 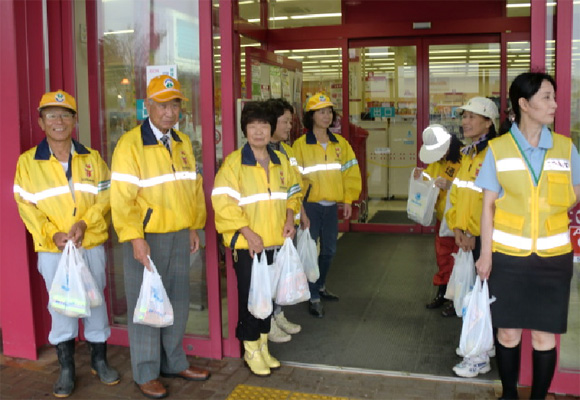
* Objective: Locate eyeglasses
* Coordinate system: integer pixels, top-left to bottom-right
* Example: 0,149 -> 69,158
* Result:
44,113 -> 75,121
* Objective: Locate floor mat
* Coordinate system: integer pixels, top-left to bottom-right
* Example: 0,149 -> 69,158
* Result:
227,384 -> 349,400
367,210 -> 414,224
271,232 -> 498,380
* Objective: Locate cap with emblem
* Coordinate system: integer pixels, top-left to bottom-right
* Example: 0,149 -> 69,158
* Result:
147,75 -> 189,102
38,90 -> 77,113
456,97 -> 499,127
305,92 -> 334,112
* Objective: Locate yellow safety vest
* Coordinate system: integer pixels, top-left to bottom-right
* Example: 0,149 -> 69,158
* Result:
292,130 -> 362,204
14,139 -> 111,252
489,132 -> 575,257
211,143 -> 302,249
110,120 -> 206,242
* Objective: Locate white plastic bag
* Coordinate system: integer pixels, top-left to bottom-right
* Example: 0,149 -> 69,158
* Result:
297,228 -> 320,283
268,250 -> 281,299
439,190 -> 454,237
407,168 -> 440,226
248,251 -> 273,319
445,249 -> 476,317
275,238 -> 310,306
133,256 -> 174,327
49,241 -> 91,318
458,279 -> 496,358
74,247 -> 103,308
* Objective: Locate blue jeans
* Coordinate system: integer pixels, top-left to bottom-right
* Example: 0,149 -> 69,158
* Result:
303,202 -> 338,301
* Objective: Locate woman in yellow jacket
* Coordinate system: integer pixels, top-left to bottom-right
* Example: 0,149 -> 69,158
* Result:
414,125 -> 462,309
211,101 -> 302,377
292,93 -> 362,318
476,72 -> 580,400
444,97 -> 499,318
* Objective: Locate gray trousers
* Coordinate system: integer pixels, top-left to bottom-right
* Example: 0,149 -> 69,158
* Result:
124,229 -> 190,384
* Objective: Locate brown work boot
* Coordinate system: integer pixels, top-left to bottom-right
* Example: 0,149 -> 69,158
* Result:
160,365 -> 210,381
136,379 -> 167,399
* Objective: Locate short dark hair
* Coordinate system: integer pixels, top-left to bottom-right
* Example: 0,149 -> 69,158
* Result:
509,72 -> 556,125
445,134 -> 462,164
240,101 -> 276,137
265,98 -> 294,120
302,108 -> 337,131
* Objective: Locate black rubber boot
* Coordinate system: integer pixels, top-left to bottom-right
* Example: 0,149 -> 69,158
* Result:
426,285 -> 447,309
54,339 -> 75,398
89,342 -> 120,385
496,341 -> 520,400
530,347 -> 557,400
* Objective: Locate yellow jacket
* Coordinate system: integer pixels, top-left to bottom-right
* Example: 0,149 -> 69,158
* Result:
489,132 -> 575,256
271,141 -> 303,220
446,146 -> 488,236
423,159 -> 460,221
292,130 -> 362,204
110,119 -> 206,242
13,139 -> 110,252
211,144 -> 302,249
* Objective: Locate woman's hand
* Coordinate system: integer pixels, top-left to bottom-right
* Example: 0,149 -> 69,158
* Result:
435,177 -> 451,190
413,168 -> 424,180
240,227 -> 263,257
475,254 -> 492,280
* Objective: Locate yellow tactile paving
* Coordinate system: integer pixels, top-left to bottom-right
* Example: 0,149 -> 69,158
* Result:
226,384 -> 349,400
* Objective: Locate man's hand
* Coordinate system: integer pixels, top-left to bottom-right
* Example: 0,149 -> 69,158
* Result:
343,203 -> 352,220
240,227 -> 263,257
53,232 -> 68,251
131,238 -> 151,271
67,220 -> 87,248
282,219 -> 296,240
300,209 -> 310,229
190,230 -> 200,253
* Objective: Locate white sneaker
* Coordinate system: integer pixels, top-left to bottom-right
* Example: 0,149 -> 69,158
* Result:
268,318 -> 291,343
274,312 -> 301,334
456,346 -> 496,358
453,355 -> 491,378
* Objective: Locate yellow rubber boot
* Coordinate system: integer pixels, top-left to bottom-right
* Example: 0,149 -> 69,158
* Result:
259,333 -> 280,369
243,340 -> 270,376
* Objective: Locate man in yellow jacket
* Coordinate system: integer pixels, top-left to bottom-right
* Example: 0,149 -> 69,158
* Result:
110,75 -> 209,399
14,90 -> 119,397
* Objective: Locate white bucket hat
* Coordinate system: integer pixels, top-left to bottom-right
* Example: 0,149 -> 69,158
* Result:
457,97 -> 499,127
419,124 -> 452,164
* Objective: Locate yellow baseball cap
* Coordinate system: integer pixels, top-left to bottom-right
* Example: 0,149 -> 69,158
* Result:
305,92 -> 334,112
147,75 -> 188,102
38,90 -> 77,112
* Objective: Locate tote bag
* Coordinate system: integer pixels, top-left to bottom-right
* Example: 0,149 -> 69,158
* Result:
407,168 -> 440,226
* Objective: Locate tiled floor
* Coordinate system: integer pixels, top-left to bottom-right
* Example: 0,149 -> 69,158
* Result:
1,342 -> 578,400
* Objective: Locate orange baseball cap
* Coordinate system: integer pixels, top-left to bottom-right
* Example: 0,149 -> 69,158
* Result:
38,90 -> 77,112
305,92 -> 334,112
147,75 -> 188,102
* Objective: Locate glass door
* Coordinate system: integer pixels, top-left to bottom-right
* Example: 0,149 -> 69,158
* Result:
348,41 -> 419,227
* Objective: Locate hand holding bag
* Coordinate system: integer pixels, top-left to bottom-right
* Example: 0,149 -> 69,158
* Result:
248,251 -> 273,319
458,279 -> 495,357
275,238 -> 310,306
49,241 -> 91,318
407,168 -> 440,226
133,256 -> 174,327
297,228 -> 320,283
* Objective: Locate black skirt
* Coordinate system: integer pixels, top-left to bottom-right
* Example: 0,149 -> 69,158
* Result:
488,251 -> 573,334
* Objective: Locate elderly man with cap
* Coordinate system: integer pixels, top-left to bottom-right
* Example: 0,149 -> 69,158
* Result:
13,90 -> 120,397
110,75 -> 209,399
292,93 -> 362,318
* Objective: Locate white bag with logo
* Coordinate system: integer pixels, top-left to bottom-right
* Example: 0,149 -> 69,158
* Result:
407,168 -> 440,226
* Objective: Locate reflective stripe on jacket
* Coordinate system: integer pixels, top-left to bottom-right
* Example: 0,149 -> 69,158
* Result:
110,119 -> 206,242
292,130 -> 362,204
279,141 -> 303,221
424,159 -> 460,221
13,138 -> 110,252
446,146 -> 488,236
211,143 -> 302,249
489,132 -> 575,256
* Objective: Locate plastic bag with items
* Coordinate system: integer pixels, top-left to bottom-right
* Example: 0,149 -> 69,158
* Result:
445,249 -> 476,317
458,278 -> 495,357
49,241 -> 91,318
275,238 -> 310,306
407,168 -> 440,226
133,256 -> 174,327
74,247 -> 103,307
297,228 -> 320,283
248,251 -> 273,319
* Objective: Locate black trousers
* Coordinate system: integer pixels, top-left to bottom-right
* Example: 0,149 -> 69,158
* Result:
233,249 -> 275,341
